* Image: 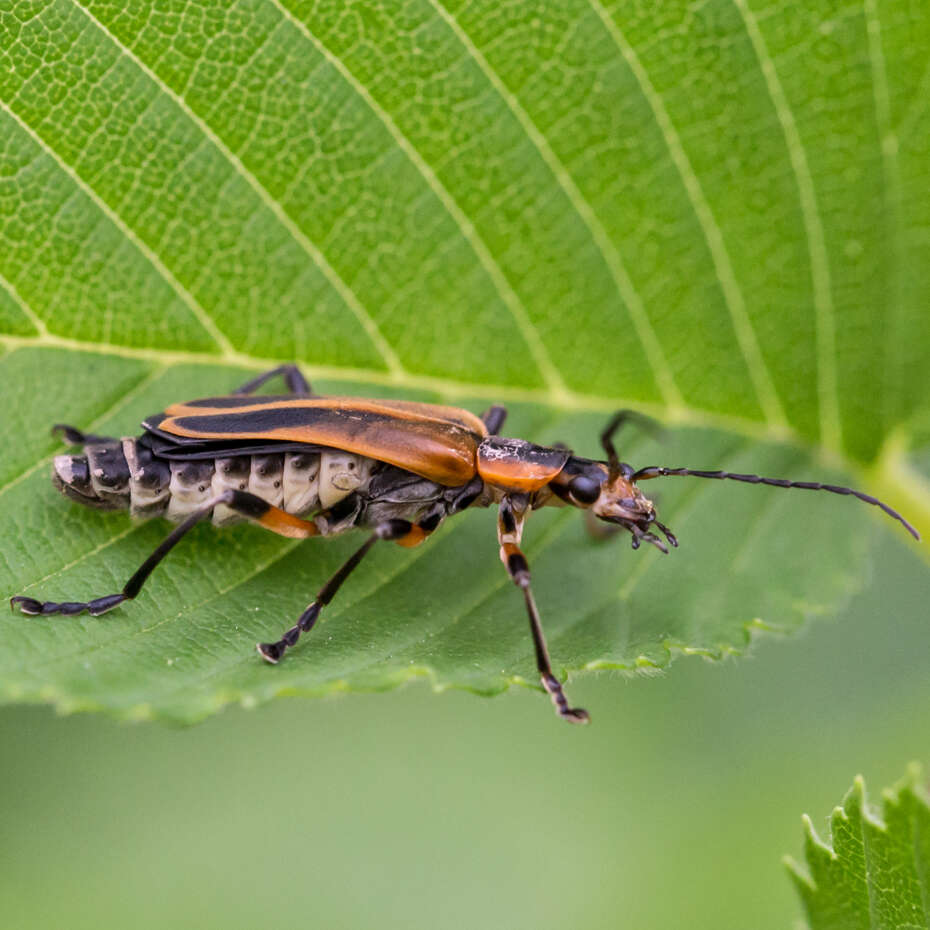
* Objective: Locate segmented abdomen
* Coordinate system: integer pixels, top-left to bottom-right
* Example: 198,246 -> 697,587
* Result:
66,438 -> 374,524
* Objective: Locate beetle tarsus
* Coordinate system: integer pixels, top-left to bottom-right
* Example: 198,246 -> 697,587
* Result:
256,641 -> 285,664
542,673 -> 590,724
10,592 -> 128,617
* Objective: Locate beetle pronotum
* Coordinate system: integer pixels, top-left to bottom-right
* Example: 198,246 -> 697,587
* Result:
11,365 -> 920,722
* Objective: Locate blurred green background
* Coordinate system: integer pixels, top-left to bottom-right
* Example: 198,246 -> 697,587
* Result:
2,527 -> 927,930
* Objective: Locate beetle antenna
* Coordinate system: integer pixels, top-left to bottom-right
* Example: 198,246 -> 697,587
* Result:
630,466 -> 920,541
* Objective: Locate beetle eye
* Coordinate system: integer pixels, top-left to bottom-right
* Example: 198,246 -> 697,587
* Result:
568,474 -> 601,504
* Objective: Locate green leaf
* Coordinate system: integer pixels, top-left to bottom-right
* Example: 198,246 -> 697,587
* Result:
0,0 -> 927,721
787,766 -> 930,929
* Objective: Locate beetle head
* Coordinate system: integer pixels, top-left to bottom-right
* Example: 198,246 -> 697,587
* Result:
555,458 -> 677,553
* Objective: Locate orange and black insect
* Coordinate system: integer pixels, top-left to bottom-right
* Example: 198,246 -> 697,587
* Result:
11,365 -> 920,723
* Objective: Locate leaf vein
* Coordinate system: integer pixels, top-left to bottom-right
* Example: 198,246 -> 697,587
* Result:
0,98 -> 233,358
895,55 -> 930,143
0,355 -> 162,502
426,0 -> 682,409
67,0 -> 403,378
862,0 -> 901,448
0,330 -> 796,444
732,0 -> 842,452
269,0 -> 568,398
588,0 -> 788,430
0,268 -> 47,338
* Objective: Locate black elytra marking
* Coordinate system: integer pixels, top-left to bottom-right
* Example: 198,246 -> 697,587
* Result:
167,406 -> 387,436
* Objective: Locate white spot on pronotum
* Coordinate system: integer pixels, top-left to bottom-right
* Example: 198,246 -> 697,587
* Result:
54,455 -> 76,484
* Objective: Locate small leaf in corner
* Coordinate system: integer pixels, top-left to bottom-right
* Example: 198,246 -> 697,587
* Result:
786,764 -> 930,929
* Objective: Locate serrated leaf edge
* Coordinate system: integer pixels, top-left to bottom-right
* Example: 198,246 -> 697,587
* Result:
784,765 -> 930,895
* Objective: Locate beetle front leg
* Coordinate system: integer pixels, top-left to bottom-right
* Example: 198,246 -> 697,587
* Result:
498,496 -> 589,724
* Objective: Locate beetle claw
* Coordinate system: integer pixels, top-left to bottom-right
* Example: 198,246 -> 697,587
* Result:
256,641 -> 284,664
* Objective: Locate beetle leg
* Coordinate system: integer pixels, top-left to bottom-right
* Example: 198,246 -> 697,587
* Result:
498,496 -> 589,724
480,405 -> 508,435
51,424 -> 113,446
10,490 -> 319,619
233,364 -> 312,396
257,518 -> 414,663
583,508 -> 623,541
389,510 -> 444,548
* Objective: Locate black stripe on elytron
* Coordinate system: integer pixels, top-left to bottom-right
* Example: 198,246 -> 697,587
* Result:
142,439 -> 332,460
164,405 -> 476,438
168,407 -> 382,436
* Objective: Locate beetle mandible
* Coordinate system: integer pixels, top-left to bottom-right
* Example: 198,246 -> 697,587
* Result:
10,364 -> 920,723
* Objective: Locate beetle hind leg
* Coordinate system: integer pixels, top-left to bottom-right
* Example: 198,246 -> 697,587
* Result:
234,364 -> 312,396
10,490 -> 320,621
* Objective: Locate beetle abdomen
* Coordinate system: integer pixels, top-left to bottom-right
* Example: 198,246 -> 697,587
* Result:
53,437 -> 378,527
53,440 -> 132,511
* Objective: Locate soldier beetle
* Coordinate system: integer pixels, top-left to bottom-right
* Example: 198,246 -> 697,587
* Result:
11,365 -> 919,723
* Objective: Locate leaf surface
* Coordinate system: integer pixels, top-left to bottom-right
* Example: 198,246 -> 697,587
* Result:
0,0 -> 927,720
787,767 -> 930,930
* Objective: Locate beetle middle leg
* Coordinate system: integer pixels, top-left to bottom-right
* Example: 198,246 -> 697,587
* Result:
481,405 -> 507,435
10,490 -> 320,619
256,518 -> 417,663
498,495 -> 589,724
234,363 -> 312,396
